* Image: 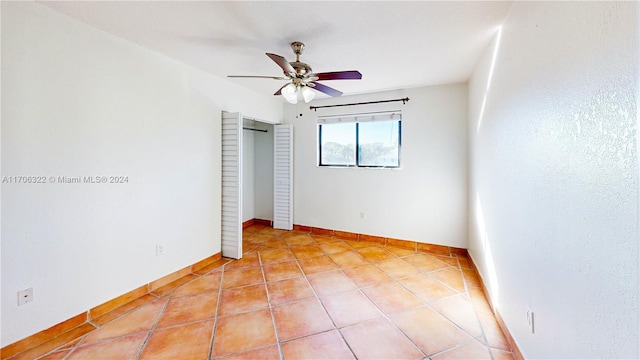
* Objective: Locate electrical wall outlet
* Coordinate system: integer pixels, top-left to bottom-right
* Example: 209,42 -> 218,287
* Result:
360,212 -> 366,219
18,287 -> 34,306
526,308 -> 535,334
156,245 -> 164,256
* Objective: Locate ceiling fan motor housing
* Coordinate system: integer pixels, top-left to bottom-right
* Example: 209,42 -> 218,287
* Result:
290,61 -> 312,77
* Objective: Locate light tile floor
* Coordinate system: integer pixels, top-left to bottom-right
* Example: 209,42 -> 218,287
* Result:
25,225 -> 514,360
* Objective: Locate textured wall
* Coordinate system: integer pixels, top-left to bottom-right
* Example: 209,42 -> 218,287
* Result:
468,2 -> 638,358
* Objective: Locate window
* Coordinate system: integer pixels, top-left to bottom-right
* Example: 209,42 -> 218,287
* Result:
318,111 -> 401,168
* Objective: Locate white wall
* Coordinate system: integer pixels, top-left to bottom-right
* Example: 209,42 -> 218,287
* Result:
468,2 -> 638,358
242,120 -> 273,223
286,85 -> 468,247
254,123 -> 274,221
242,119 -> 255,222
1,2 -> 282,346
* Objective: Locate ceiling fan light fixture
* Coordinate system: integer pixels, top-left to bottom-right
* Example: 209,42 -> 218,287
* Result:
281,83 -> 298,104
301,86 -> 315,103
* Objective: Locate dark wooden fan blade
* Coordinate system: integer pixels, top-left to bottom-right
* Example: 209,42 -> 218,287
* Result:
310,82 -> 343,97
274,84 -> 288,96
266,53 -> 296,75
314,70 -> 362,81
228,75 -> 288,80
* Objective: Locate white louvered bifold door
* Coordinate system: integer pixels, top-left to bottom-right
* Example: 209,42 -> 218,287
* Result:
221,111 -> 242,259
273,124 -> 293,230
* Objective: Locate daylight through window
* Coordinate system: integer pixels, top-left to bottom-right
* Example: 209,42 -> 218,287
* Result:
318,111 -> 401,168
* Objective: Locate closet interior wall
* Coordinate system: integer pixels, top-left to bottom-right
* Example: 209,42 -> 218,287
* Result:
242,118 -> 274,224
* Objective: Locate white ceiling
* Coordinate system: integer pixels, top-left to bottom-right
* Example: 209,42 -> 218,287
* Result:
39,1 -> 512,100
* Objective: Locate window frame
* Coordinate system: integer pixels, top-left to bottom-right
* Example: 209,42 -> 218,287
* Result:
317,114 -> 402,169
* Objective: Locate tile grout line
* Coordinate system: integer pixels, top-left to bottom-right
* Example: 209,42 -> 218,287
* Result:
133,297 -> 170,360
207,264 -> 226,360
38,295 -> 168,359
355,257 -> 440,358
61,344 -> 75,360
246,228 -> 514,359
304,232 -> 464,359
67,266 -> 227,359
438,270 -> 507,357
457,259 -> 511,356
257,249 -> 286,360
49,344 -> 69,360
451,258 -> 497,359
50,334 -> 87,360
428,337 -> 494,359
424,299 -> 494,358
35,297 -> 166,359
366,253 -> 495,358
299,232 -> 467,359
287,232 -> 360,359
352,277 -> 428,359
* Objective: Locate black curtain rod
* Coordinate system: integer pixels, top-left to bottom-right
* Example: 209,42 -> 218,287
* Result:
309,97 -> 409,111
242,127 -> 268,133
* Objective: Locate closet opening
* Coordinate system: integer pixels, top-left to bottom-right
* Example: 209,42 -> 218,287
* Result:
221,111 -> 293,259
242,118 -> 274,228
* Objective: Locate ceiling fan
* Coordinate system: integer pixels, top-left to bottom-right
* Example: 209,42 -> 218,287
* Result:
228,41 -> 362,104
